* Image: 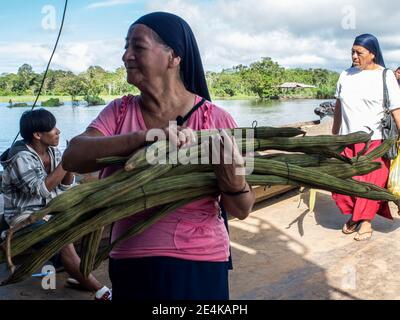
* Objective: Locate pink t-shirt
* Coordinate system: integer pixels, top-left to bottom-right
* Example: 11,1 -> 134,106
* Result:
89,95 -> 237,261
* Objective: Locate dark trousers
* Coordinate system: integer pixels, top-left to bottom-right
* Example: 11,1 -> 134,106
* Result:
109,256 -> 229,300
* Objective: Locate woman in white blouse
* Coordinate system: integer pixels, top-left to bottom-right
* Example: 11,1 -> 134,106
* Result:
332,33 -> 400,241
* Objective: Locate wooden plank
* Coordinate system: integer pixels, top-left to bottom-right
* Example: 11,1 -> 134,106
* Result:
254,185 -> 297,203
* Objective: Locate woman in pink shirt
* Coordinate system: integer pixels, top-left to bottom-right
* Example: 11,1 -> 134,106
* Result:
63,12 -> 255,300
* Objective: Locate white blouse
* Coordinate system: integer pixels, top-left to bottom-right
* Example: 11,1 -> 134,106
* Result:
335,66 -> 400,140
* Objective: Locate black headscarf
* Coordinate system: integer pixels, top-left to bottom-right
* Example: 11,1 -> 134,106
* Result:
132,12 -> 211,101
353,33 -> 386,68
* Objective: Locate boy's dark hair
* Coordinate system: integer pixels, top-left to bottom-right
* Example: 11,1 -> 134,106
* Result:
20,109 -> 56,143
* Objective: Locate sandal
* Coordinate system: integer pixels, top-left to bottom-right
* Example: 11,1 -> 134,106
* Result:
94,286 -> 112,300
342,219 -> 360,234
354,230 -> 373,241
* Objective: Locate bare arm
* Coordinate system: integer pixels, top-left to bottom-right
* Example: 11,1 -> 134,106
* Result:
62,124 -> 199,174
220,184 -> 255,220
44,162 -> 71,191
61,171 -> 74,186
332,99 -> 342,135
62,128 -> 147,174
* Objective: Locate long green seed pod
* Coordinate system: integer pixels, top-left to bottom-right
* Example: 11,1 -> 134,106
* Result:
1,186 -> 218,285
79,227 -> 104,279
0,164 -> 173,263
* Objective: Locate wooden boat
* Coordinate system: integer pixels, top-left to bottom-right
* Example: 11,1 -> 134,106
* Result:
6,103 -> 32,108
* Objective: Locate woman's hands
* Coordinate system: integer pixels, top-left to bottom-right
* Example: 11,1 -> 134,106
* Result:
156,128 -> 247,192
159,125 -> 197,149
208,129 -> 246,193
207,129 -> 255,220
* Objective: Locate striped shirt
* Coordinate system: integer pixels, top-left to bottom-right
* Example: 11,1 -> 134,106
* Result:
0,141 -> 73,227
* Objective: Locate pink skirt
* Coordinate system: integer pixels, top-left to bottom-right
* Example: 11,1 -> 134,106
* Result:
332,140 -> 392,221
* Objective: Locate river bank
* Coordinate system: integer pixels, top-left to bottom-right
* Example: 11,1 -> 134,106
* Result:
0,94 -> 332,104
0,95 -> 121,103
0,95 -> 257,104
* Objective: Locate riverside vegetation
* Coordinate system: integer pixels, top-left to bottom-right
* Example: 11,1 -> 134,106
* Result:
0,57 -> 339,105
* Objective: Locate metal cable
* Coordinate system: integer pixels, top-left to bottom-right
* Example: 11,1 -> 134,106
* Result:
11,0 -> 69,146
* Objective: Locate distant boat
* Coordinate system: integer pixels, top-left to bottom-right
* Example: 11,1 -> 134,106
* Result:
7,102 -> 32,108
314,101 -> 335,118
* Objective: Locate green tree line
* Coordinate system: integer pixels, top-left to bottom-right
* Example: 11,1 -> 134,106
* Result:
0,57 -> 339,101
0,64 -> 139,105
207,57 -> 339,99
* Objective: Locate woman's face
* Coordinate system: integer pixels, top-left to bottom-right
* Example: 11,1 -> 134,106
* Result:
351,45 -> 375,70
37,127 -> 60,147
122,24 -> 172,88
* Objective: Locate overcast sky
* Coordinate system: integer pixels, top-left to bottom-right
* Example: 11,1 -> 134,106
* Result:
1,0 -> 400,74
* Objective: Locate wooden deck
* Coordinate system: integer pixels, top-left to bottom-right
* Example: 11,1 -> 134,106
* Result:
254,185 -> 297,203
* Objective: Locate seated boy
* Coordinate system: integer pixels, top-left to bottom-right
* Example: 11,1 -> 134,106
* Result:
0,109 -> 111,300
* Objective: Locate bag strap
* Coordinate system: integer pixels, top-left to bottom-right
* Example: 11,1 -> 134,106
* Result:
115,96 -> 131,135
176,98 -> 206,126
383,68 -> 390,113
